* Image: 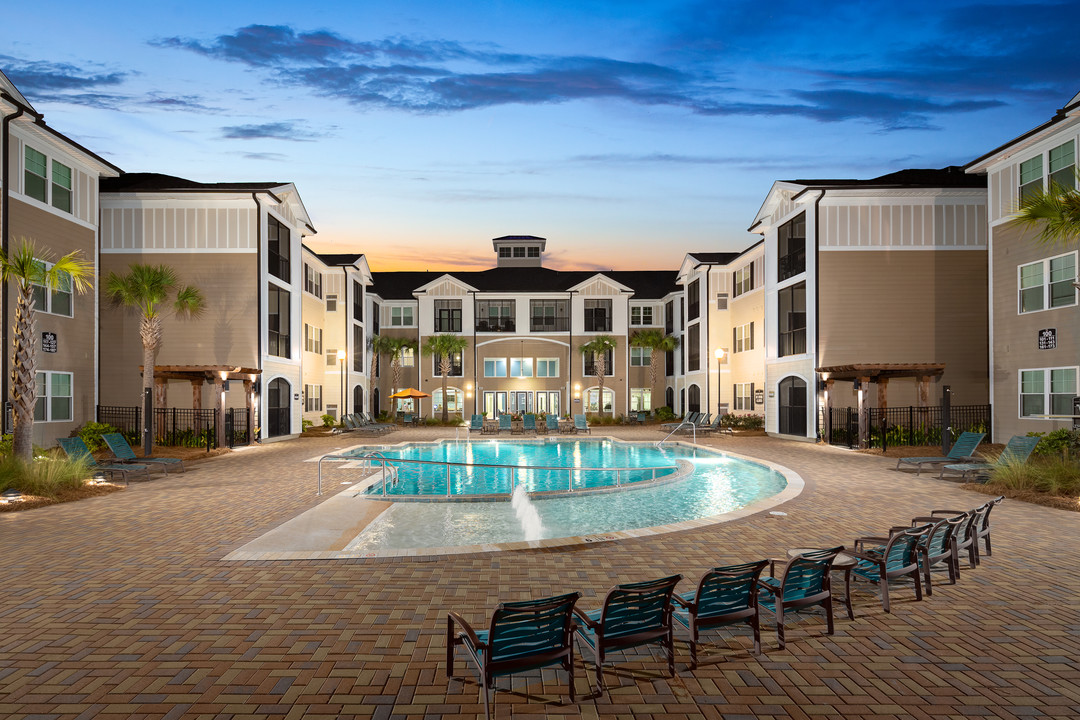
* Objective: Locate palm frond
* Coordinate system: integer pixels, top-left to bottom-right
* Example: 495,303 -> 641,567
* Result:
173,285 -> 206,318
1013,179 -> 1080,248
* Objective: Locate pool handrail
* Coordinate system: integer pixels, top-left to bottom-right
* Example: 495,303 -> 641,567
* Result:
657,420 -> 696,447
316,451 -> 680,498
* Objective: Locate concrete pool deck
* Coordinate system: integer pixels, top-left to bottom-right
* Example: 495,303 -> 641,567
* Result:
1,426 -> 1079,719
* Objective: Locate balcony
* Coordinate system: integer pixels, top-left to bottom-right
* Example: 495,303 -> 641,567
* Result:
778,250 -> 806,282
475,318 -> 516,333
530,317 -> 570,332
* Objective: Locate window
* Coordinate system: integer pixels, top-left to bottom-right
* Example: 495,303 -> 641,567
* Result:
484,358 -> 508,377
434,299 -> 462,332
304,324 -> 322,354
778,213 -> 806,282
630,388 -> 652,412
586,388 -> 614,413
733,382 -> 755,411
733,322 -> 755,353
530,300 -> 568,332
510,358 -> 533,377
630,346 -> 650,367
267,285 -> 291,358
353,280 -> 363,321
476,300 -> 515,332
326,349 -> 338,366
432,351 -> 463,376
51,160 -> 72,213
583,348 -> 614,377
353,325 -> 364,372
25,147 -> 48,204
665,348 -> 674,376
687,280 -> 700,321
267,216 -> 290,282
716,293 -> 728,310
536,358 -> 559,377
527,246 -> 540,258
1019,252 -> 1077,313
687,324 -> 700,371
326,294 -> 338,312
34,371 -> 72,422
371,302 -> 380,333
433,388 -> 464,414
732,262 -> 755,297
1020,367 -> 1077,417
399,346 -> 415,367
304,384 -> 323,412
31,260 -> 73,317
304,264 -> 322,298
513,246 -> 526,257
499,247 -> 512,258
665,300 -> 674,333
778,282 -> 806,357
584,299 -> 612,332
390,306 -> 415,326
1050,140 -> 1075,189
630,306 -> 654,325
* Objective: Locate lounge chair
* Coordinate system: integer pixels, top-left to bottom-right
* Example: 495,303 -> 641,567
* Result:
546,415 -> 561,434
447,591 -> 581,719
695,413 -> 712,427
574,574 -> 683,692
895,431 -> 986,475
497,415 -> 512,434
573,414 -> 591,434
467,414 -> 484,433
362,412 -> 396,432
522,414 -> 537,434
757,547 -> 843,650
851,524 -> 932,613
102,433 -> 185,474
673,560 -> 768,668
939,435 -> 1040,482
895,513 -> 967,594
636,412 -> 647,424
57,436 -> 151,484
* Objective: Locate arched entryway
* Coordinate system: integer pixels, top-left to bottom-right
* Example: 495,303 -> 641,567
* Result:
778,376 -> 807,436
353,385 -> 364,416
665,387 -> 674,411
266,378 -> 291,437
688,384 -> 701,413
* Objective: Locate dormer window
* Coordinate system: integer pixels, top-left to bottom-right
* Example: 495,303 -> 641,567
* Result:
499,247 -> 512,257
513,247 -> 526,257
527,246 -> 540,257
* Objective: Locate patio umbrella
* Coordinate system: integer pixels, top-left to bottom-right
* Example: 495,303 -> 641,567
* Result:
389,388 -> 431,418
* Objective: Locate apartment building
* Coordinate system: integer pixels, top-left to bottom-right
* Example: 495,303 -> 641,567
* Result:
98,173 -> 315,440
1,71 -> 121,447
298,246 -> 372,425
750,167 -> 989,439
966,91 -> 1080,441
367,236 -> 682,419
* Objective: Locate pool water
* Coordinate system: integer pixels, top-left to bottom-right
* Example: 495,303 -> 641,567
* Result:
354,439 -> 681,496
342,440 -> 791,552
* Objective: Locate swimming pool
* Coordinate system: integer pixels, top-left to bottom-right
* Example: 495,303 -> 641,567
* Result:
340,439 -> 796,553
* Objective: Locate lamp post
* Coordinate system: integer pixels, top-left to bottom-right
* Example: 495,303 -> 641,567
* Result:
714,347 -> 726,417
339,350 -> 347,422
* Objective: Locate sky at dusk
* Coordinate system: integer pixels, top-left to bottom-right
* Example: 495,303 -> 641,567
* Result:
3,1 -> 1077,271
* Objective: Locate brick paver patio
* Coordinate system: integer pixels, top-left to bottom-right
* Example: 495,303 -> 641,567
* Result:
1,428 -> 1078,719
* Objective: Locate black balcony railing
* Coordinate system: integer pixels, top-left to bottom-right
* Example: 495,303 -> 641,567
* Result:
531,317 -> 570,332
778,250 -> 806,281
476,318 -> 515,332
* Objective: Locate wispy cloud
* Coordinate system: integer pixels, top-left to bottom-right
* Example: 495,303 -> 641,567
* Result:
1,57 -> 127,92
220,121 -> 327,141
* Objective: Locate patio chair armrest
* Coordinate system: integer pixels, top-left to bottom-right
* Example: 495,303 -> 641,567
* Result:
756,578 -> 779,596
572,606 -> 599,629
671,594 -> 693,610
849,549 -> 882,563
853,537 -> 888,553
446,611 -> 483,649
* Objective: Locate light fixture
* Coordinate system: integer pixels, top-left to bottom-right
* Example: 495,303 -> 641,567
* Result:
1,489 -> 22,504
90,471 -> 108,485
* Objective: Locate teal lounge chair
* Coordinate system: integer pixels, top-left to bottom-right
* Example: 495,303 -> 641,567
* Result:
497,415 -> 512,433
673,560 -> 768,668
939,435 -> 1040,482
522,414 -> 537,434
573,414 -> 590,434
102,433 -> 185,474
402,413 -> 414,426
574,574 -> 682,692
467,414 -> 484,433
447,592 -> 581,719
546,415 -> 561,433
758,547 -> 843,650
895,431 -> 985,475
851,525 -> 932,613
57,436 -> 150,484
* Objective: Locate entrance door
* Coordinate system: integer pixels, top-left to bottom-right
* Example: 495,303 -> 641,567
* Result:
353,385 -> 364,416
511,391 -> 530,414
266,378 -> 291,437
778,376 -> 807,436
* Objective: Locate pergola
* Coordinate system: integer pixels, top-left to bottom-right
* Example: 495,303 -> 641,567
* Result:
140,365 -> 262,447
816,363 -> 945,448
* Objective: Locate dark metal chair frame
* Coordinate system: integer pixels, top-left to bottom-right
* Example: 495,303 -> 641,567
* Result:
757,547 -> 844,650
673,560 -> 768,668
851,525 -> 932,613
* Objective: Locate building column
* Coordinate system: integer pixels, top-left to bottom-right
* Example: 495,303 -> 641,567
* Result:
824,379 -> 834,446
214,377 -> 226,449
857,376 -> 870,449
190,380 -> 203,411
244,379 -> 254,445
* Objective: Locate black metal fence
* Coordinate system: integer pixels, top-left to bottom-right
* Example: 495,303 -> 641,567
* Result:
97,405 -> 219,448
820,404 -> 992,448
225,408 -> 252,448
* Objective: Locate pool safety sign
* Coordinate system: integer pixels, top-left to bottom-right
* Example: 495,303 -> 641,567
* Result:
1038,328 -> 1057,350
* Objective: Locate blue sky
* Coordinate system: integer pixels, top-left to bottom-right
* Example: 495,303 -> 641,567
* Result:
3,1 -> 1077,270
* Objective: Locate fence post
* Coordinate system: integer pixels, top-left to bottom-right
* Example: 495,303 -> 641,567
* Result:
941,385 -> 952,455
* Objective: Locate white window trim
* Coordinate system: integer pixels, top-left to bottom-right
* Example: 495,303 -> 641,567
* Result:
303,264 -> 323,299
22,144 -> 74,216
630,346 -> 649,367
484,358 -> 508,378
509,358 -> 533,378
35,370 -> 73,423
536,358 -> 560,378
1018,365 -> 1079,419
388,305 -> 416,327
32,258 -> 75,318
629,388 -> 652,412
1017,250 -> 1078,314
1018,139 -> 1077,199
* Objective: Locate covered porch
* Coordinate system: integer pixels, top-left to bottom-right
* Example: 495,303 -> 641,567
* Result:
142,365 -> 262,447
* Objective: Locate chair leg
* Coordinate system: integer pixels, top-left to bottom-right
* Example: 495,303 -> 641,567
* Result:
912,570 -> 923,602
824,596 -> 834,636
751,614 -> 761,656
983,533 -> 992,557
445,620 -> 457,679
566,646 -> 576,703
922,553 -> 933,598
667,629 -> 676,678
595,648 -> 605,691
776,607 -> 785,651
880,578 -> 891,614
688,624 -> 699,670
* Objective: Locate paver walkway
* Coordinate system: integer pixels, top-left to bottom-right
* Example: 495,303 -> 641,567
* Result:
1,428 -> 1077,720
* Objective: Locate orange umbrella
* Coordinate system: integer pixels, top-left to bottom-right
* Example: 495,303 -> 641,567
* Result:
388,387 -> 431,399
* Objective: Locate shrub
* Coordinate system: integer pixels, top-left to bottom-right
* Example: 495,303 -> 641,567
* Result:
302,419 -> 314,431
1027,429 -> 1080,458
76,422 -> 120,452
0,454 -> 92,498
321,414 -> 336,428
987,454 -> 1080,496
721,413 -> 764,430
654,406 -> 676,422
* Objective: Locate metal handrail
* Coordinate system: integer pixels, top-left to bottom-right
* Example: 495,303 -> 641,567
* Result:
657,419 -> 696,447
317,451 -> 679,498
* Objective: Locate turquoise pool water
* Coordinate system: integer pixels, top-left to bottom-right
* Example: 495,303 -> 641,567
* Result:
342,440 -> 791,551
353,439 -> 681,496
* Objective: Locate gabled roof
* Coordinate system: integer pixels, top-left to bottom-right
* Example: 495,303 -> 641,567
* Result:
966,91 -> 1080,173
686,252 -> 743,265
370,267 -> 678,300
789,166 -> 985,190
0,68 -> 35,112
101,173 -> 285,193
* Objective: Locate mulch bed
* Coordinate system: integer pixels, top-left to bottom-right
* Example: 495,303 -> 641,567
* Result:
0,482 -> 126,513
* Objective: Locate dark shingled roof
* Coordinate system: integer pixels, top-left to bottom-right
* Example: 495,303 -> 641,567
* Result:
101,172 -> 285,193
492,235 -> 546,241
302,245 -> 364,266
687,252 -> 742,265
370,267 -> 679,300
790,166 -> 986,190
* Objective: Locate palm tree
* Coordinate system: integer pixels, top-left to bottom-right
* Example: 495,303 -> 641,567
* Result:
422,334 -> 470,422
580,334 -> 618,415
1013,176 -> 1080,247
377,336 -> 418,419
105,264 -> 205,456
0,240 -> 93,462
368,334 -> 389,415
629,328 -> 670,396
